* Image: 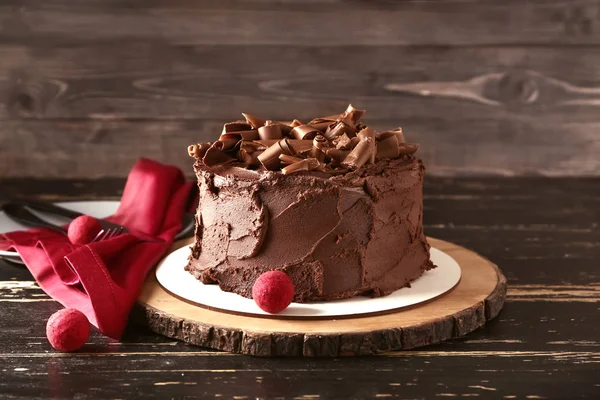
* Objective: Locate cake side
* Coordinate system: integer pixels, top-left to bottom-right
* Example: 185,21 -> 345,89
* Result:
185,156 -> 435,302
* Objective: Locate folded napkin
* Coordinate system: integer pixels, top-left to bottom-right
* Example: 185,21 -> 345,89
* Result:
0,158 -> 196,339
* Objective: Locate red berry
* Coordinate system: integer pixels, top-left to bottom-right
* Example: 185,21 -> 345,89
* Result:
46,308 -> 90,352
252,271 -> 295,313
67,215 -> 102,245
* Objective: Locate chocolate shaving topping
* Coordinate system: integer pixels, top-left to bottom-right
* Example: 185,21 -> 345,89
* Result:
341,137 -> 374,169
308,121 -> 332,132
188,104 -> 420,174
258,121 -> 283,140
203,142 -> 236,166
357,127 -> 376,163
242,113 -> 266,129
334,133 -> 352,150
277,122 -> 293,136
278,137 -> 297,155
398,143 -> 419,154
257,142 -> 284,171
376,135 -> 400,160
342,104 -> 366,125
188,142 -> 211,158
281,158 -> 321,175
290,125 -> 321,140
309,115 -> 339,124
311,135 -> 329,163
236,130 -> 260,141
378,128 -> 405,144
222,121 -> 252,135
279,154 -> 304,165
324,120 -> 354,141
326,148 -> 350,165
218,133 -> 241,150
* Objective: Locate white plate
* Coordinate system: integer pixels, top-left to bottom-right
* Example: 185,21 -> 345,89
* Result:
0,201 -> 120,257
155,246 -> 461,318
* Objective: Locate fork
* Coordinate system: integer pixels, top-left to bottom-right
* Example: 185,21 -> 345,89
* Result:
92,227 -> 124,242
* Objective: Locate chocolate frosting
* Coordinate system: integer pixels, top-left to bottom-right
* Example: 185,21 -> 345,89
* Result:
186,156 -> 435,302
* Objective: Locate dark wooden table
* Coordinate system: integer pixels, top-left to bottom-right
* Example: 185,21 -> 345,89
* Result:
0,177 -> 598,399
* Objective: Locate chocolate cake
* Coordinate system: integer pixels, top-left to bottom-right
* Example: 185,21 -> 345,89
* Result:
185,105 -> 435,302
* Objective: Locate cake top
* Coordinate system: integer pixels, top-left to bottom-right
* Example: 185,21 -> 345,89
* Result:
188,104 -> 419,175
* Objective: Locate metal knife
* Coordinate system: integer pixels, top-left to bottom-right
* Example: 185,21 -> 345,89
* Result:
1,203 -> 68,234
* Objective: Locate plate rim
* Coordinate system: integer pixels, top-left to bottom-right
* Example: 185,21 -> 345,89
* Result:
154,245 -> 462,320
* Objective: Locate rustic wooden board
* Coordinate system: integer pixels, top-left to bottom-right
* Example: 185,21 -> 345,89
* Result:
134,238 -> 506,356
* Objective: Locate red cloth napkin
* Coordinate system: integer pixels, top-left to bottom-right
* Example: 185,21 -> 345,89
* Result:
0,159 -> 196,339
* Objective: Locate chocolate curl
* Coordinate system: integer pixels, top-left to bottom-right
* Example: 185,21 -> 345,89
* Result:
341,104 -> 366,125
376,134 -> 400,160
277,122 -> 293,136
258,121 -> 283,140
307,121 -> 331,132
237,130 -> 260,141
242,113 -> 266,129
188,142 -> 211,159
290,125 -> 320,140
218,133 -> 242,150
341,137 -> 374,169
241,140 -> 267,152
326,148 -> 350,165
334,133 -> 352,150
203,142 -> 236,166
309,115 -> 339,125
281,158 -> 321,175
398,143 -> 419,155
238,141 -> 265,166
324,120 -> 354,141
357,127 -> 376,163
255,139 -> 312,154
311,134 -> 329,162
279,154 -> 304,165
222,121 -> 252,135
275,120 -> 302,136
257,142 -> 284,171
278,137 -> 297,155
238,148 -> 263,167
377,128 -> 405,144
355,122 -> 367,133
256,138 -> 297,171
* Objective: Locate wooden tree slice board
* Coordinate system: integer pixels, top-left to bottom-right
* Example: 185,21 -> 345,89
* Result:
133,237 -> 507,357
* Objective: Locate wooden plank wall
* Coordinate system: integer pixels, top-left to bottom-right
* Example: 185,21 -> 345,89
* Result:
1,0 -> 600,178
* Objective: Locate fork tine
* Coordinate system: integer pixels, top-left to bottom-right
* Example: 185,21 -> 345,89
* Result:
105,227 -> 123,240
91,227 -> 126,243
92,229 -> 107,242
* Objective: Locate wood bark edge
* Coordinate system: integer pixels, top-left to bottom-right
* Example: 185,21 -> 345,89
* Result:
133,261 -> 506,357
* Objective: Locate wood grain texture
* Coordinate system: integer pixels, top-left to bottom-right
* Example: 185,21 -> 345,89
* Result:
3,44 -> 600,121
1,0 -> 600,46
0,5 -> 600,177
0,178 -> 598,397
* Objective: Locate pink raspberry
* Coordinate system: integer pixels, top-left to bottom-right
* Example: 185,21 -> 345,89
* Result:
46,308 -> 90,352
252,271 -> 295,314
67,215 -> 102,245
